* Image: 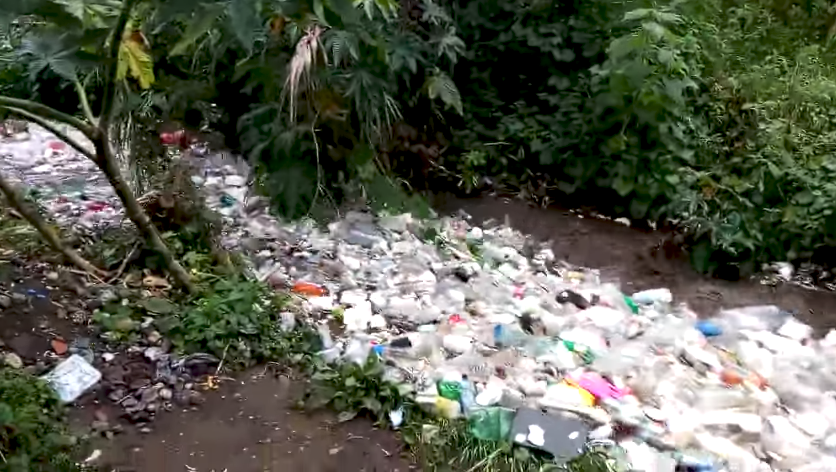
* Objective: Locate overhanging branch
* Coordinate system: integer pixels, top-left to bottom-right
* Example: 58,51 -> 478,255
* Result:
2,106 -> 97,162
0,96 -> 96,139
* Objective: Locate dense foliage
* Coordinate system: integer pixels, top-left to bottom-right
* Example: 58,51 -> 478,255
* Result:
0,369 -> 82,471
443,0 -> 836,274
5,0 -> 836,272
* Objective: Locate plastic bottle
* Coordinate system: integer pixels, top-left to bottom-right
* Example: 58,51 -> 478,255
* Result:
631,288 -> 673,305
493,324 -> 528,348
459,376 -> 476,415
715,305 -> 789,332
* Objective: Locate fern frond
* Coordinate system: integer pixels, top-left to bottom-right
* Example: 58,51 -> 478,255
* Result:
325,29 -> 360,68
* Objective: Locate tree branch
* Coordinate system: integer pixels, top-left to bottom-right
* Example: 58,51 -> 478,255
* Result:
0,170 -> 105,276
99,0 -> 141,129
2,106 -> 97,162
0,96 -> 96,138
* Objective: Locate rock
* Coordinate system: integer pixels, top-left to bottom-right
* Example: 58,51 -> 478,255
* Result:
3,352 -> 23,368
0,294 -> 11,308
379,213 -> 413,233
187,390 -> 205,406
143,347 -> 165,361
11,292 -> 26,303
159,388 -> 173,401
146,331 -> 162,344
45,271 -> 59,282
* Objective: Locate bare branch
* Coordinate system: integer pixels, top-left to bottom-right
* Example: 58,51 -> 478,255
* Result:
99,0 -> 141,129
2,106 -> 97,162
0,95 -> 96,138
0,170 -> 105,276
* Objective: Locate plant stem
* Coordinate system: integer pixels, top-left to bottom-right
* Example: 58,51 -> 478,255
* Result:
75,79 -> 96,124
99,0 -> 141,129
3,107 -> 96,161
92,135 -> 197,293
0,170 -> 104,276
0,96 -> 95,138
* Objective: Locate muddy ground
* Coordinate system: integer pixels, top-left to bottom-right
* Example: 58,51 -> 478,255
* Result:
4,196 -> 836,472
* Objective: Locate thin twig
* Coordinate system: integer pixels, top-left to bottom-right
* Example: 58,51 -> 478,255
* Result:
307,114 -> 324,216
75,79 -> 96,124
215,342 -> 231,375
67,268 -> 106,285
107,240 -> 141,283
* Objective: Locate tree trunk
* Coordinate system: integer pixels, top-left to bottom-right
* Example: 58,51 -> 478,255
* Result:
0,170 -> 104,276
93,135 -> 197,294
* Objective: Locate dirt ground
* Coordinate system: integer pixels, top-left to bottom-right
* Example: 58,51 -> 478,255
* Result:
436,195 -> 836,333
5,195 -> 836,472
93,372 -> 412,472
0,260 -> 412,472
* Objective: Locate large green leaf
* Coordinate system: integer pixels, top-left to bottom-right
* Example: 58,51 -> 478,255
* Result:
18,34 -> 80,80
425,70 -> 463,115
227,0 -> 261,53
169,3 -> 226,56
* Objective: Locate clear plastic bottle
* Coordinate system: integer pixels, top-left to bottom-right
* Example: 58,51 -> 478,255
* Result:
459,376 -> 476,415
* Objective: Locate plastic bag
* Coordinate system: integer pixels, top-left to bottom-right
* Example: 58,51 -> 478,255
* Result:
468,407 -> 515,441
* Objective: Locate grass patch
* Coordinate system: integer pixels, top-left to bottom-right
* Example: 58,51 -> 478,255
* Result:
0,369 -> 86,472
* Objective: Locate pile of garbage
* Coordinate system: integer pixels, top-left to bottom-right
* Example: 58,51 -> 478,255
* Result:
5,126 -> 836,470
192,164 -> 836,471
191,169 -> 836,470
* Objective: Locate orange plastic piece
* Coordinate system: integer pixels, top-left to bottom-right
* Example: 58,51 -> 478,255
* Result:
292,281 -> 327,297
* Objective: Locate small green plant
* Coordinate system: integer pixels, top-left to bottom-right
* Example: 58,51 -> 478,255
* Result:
158,275 -> 292,366
304,356 -> 414,423
0,369 -> 84,472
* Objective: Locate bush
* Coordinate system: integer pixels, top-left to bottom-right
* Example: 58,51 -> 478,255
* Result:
440,0 -> 836,273
0,369 -> 82,472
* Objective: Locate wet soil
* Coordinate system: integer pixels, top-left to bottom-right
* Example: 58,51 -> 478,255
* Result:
0,259 -> 412,472
434,195 -> 836,333
95,371 -> 413,472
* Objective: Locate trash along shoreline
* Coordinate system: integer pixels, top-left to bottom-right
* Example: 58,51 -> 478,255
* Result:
3,125 -> 836,471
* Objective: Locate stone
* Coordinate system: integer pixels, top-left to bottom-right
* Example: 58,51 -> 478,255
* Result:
0,294 -> 11,308
159,388 -> 173,401
378,213 -> 413,233
146,331 -> 162,344
3,352 -> 23,368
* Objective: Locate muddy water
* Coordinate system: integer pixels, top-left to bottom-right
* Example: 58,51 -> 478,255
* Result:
433,195 -> 836,333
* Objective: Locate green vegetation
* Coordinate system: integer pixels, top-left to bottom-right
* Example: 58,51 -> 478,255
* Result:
3,0 -> 836,469
7,0 -> 836,272
0,369 -> 84,472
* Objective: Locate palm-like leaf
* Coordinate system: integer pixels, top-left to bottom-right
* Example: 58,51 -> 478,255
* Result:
325,29 -> 360,67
